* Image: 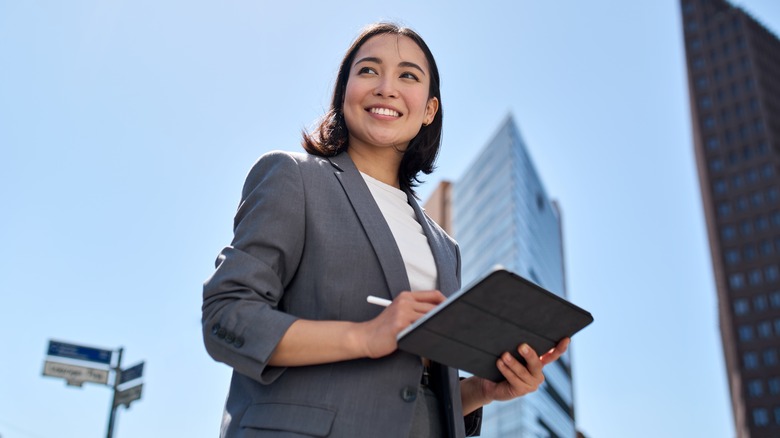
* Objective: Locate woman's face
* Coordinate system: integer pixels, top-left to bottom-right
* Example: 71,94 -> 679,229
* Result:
342,34 -> 439,154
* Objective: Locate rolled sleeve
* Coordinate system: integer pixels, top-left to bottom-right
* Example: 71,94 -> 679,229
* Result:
202,151 -> 306,384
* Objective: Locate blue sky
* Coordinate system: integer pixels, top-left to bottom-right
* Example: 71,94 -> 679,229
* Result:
2,1 -> 779,437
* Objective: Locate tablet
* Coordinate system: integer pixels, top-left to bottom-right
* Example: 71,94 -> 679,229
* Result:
396,267 -> 593,382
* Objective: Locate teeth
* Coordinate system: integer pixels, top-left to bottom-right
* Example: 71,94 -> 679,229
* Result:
370,107 -> 399,117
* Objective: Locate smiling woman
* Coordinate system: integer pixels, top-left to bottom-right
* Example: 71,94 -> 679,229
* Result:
340,33 -> 439,188
302,23 -> 443,195
202,22 -> 568,438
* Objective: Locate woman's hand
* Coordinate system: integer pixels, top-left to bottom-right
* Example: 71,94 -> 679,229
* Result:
357,290 -> 446,359
461,337 -> 570,415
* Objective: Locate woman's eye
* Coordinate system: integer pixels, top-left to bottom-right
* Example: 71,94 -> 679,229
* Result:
400,72 -> 420,81
358,66 -> 377,75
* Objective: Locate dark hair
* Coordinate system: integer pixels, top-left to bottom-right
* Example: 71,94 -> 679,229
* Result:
302,22 -> 443,194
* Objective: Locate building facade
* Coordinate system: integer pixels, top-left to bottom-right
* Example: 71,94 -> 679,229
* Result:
426,115 -> 575,437
680,0 -> 780,436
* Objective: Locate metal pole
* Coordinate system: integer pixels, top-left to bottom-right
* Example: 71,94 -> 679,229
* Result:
106,347 -> 123,438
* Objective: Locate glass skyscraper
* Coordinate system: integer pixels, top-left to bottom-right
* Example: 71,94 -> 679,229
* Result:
452,115 -> 575,437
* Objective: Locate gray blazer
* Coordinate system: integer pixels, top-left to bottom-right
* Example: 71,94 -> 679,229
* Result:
203,151 -> 477,437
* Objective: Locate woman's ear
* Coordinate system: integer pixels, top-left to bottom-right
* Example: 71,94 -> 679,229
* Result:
424,97 -> 439,126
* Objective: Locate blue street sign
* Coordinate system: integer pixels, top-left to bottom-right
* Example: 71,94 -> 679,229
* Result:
47,340 -> 113,365
119,362 -> 144,385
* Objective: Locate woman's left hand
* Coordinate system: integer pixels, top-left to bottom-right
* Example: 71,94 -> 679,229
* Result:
483,337 -> 570,402
461,337 -> 570,415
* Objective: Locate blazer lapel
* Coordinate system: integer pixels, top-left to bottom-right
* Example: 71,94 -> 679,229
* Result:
328,153 -> 411,298
406,194 -> 460,296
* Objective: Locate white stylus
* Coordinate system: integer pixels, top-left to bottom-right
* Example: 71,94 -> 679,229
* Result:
366,295 -> 392,307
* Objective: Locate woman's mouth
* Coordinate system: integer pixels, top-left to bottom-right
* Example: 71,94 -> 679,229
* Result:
368,107 -> 401,117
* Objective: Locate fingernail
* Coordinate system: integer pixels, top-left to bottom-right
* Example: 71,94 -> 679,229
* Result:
521,344 -> 529,354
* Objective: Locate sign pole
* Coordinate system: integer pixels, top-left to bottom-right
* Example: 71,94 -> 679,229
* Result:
106,347 -> 123,438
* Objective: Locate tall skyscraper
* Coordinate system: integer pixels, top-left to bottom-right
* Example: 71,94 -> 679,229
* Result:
680,1 -> 780,436
426,115 -> 575,437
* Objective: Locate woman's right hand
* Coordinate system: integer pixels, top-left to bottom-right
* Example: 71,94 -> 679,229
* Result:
358,290 -> 447,359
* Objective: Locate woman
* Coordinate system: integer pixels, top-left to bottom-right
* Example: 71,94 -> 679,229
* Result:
202,22 -> 569,438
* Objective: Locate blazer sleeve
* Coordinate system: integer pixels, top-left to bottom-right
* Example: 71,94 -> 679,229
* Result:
202,151 -> 304,384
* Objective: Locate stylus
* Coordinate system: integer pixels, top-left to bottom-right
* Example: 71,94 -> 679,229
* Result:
366,295 -> 392,307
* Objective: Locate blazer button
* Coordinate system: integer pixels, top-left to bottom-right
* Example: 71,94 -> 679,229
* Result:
400,386 -> 417,402
233,337 -> 244,348
216,327 -> 227,339
211,324 -> 221,335
225,333 -> 235,343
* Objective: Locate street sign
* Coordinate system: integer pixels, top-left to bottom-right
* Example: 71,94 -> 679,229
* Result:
47,340 -> 113,365
114,384 -> 143,408
42,360 -> 110,387
118,362 -> 144,385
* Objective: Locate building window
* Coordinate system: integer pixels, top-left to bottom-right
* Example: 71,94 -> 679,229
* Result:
745,245 -> 757,262
763,349 -> 778,366
714,179 -> 728,194
722,225 -> 737,240
730,273 -> 745,290
760,240 -> 773,256
707,137 -> 720,150
770,378 -> 780,395
774,318 -> 780,335
732,174 -> 744,188
725,249 -> 740,264
745,352 -> 759,369
749,269 -> 762,286
774,407 -> 780,426
758,321 -> 772,338
762,164 -> 774,178
696,76 -> 709,89
768,188 -> 779,203
766,266 -> 779,283
739,325 -> 755,341
773,211 -> 780,227
734,298 -> 750,315
747,168 -> 760,184
748,379 -> 763,397
736,197 -> 749,212
754,295 -> 768,312
710,158 -> 724,172
741,220 -> 754,237
757,217 -> 770,232
752,192 -> 764,207
770,292 -> 780,308
718,202 -> 732,218
754,408 -> 769,426
700,96 -> 713,109
704,116 -> 716,129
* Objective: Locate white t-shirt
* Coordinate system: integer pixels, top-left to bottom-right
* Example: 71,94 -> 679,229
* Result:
360,172 -> 438,291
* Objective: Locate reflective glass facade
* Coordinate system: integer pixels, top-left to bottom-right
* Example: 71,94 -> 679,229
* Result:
452,116 -> 575,437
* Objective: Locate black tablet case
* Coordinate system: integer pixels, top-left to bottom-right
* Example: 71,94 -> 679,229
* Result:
396,268 -> 593,382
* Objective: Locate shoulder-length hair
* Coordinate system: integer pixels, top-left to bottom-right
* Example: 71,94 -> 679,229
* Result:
302,22 -> 443,194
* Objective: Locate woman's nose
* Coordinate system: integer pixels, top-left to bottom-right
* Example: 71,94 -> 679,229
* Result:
373,77 -> 398,98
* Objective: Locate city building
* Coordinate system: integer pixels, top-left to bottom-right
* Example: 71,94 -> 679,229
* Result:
680,0 -> 780,436
425,115 -> 575,437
